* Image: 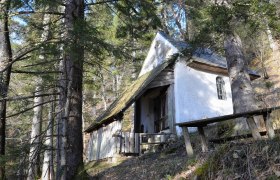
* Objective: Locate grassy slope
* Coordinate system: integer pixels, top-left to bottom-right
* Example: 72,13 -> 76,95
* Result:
84,135 -> 280,180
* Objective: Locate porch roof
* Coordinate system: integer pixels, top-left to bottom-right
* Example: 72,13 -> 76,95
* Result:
84,54 -> 179,133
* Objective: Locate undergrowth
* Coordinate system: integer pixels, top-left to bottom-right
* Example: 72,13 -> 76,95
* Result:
194,137 -> 280,179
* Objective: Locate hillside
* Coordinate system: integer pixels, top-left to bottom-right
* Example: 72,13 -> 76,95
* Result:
83,136 -> 280,180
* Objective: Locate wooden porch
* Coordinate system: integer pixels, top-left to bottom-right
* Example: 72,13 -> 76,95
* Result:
117,132 -> 172,155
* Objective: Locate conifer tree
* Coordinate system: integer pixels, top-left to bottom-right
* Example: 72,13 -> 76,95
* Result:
0,0 -> 13,178
189,0 -> 279,138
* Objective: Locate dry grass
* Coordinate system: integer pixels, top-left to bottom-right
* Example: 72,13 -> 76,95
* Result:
83,135 -> 280,180
194,138 -> 280,180
252,50 -> 280,108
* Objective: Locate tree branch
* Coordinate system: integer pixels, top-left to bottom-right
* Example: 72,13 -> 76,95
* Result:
13,11 -> 64,16
86,0 -> 119,6
12,70 -> 61,74
7,99 -> 58,118
0,40 -> 62,73
0,93 -> 59,102
22,59 -> 61,68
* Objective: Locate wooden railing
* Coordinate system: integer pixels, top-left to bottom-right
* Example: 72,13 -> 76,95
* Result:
175,107 -> 280,157
119,132 -> 171,155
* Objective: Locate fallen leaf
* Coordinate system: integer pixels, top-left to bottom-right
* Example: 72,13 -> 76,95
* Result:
233,153 -> 239,159
273,170 -> 280,177
262,145 -> 269,152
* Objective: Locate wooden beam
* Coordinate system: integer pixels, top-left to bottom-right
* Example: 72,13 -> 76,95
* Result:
182,127 -> 194,156
263,112 -> 275,139
188,61 -> 260,80
210,131 -> 268,143
246,116 -> 262,140
198,126 -> 208,152
167,84 -> 176,134
134,133 -> 140,154
175,107 -> 280,127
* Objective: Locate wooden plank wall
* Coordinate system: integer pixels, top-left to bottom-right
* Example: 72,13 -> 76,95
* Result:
167,84 -> 175,133
147,66 -> 174,89
87,121 -> 122,161
121,132 -> 140,154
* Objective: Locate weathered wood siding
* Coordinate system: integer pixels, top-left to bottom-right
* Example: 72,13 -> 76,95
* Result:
147,66 -> 174,89
167,84 -> 175,133
120,132 -> 139,154
87,120 -> 122,161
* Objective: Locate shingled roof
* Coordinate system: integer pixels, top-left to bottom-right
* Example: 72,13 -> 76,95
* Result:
85,54 -> 179,132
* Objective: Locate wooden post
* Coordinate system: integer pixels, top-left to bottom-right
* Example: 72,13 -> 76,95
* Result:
246,116 -> 262,140
197,126 -> 208,152
263,112 -> 275,139
129,133 -> 134,153
167,84 -> 176,134
182,127 -> 194,156
134,133 -> 139,154
124,133 -> 129,153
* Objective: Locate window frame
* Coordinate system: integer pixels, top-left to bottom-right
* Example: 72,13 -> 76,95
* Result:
216,76 -> 226,100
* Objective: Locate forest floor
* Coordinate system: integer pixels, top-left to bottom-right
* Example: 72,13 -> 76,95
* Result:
83,134 -> 280,180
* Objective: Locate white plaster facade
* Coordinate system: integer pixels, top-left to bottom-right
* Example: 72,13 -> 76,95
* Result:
174,59 -> 233,133
139,33 -> 178,76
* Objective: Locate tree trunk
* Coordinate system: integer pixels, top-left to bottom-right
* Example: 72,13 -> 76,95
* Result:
28,10 -> 52,179
0,0 -> 12,179
266,23 -> 279,52
56,6 -> 66,180
28,80 -> 43,180
224,32 -> 262,139
101,73 -> 107,110
61,0 -> 85,179
41,95 -> 55,180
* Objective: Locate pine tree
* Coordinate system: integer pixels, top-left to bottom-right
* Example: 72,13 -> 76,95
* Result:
188,0 -> 279,138
0,0 -> 13,178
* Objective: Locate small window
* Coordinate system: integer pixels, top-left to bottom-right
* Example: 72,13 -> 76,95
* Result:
216,76 -> 226,100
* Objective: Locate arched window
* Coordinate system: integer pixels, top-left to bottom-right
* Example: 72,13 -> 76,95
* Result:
216,76 -> 226,100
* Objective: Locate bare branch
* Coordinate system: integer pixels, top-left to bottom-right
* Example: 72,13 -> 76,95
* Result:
7,99 -> 58,118
12,70 -> 61,74
23,59 -> 61,68
13,11 -> 64,16
0,40 -> 62,73
0,92 -> 59,102
86,0 -> 119,6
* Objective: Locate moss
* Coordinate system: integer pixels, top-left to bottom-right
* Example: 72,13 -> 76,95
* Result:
164,174 -> 173,180
195,161 -> 210,176
217,121 -> 235,137
265,81 -> 274,89
186,158 -> 197,166
122,106 -> 133,131
194,144 -> 230,178
266,175 -> 279,180
86,55 -> 178,132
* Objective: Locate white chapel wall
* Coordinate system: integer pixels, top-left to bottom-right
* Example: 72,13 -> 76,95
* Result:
139,33 -> 178,76
174,59 -> 234,134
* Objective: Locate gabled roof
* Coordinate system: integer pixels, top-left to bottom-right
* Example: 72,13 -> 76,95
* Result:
85,31 -> 260,133
85,54 -> 179,133
158,31 -> 259,77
